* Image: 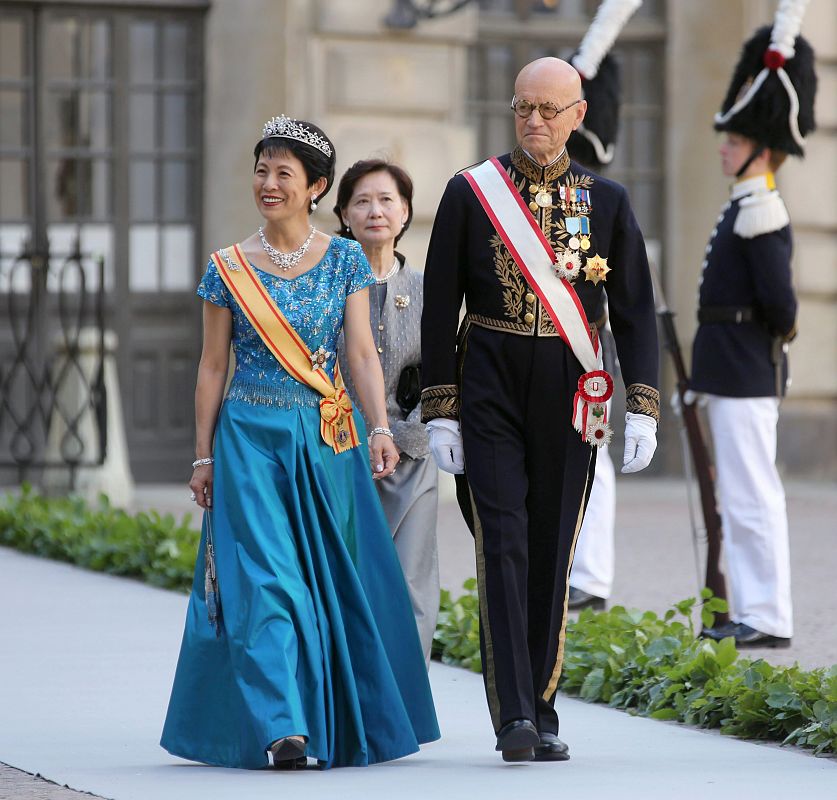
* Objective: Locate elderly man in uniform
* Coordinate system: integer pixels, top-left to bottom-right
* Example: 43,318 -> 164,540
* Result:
421,57 -> 660,762
697,11 -> 817,649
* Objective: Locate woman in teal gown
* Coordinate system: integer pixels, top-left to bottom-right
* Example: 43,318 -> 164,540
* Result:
160,117 -> 439,770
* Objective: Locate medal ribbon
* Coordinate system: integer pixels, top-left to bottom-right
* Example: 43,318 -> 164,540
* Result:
211,245 -> 360,454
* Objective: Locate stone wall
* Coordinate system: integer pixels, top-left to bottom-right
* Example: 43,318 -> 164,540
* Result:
203,0 -> 477,269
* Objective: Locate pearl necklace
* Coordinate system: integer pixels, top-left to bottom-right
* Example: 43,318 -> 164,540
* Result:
258,226 -> 316,271
375,258 -> 400,284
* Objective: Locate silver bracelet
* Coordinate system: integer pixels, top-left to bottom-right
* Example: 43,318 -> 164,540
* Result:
368,427 -> 394,439
192,457 -> 214,468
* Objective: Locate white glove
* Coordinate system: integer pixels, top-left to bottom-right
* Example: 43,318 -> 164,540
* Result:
426,418 -> 465,475
621,412 -> 657,474
670,388 -> 700,418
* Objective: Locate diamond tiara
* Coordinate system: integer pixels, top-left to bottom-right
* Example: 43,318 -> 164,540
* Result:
261,115 -> 333,158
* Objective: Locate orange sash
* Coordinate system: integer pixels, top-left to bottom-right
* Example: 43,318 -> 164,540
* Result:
211,244 -> 360,454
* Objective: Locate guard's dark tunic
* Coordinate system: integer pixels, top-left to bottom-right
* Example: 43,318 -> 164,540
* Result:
691,181 -> 797,397
421,147 -> 659,735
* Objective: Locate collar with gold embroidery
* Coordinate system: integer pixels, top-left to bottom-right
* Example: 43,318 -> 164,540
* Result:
510,146 -> 571,185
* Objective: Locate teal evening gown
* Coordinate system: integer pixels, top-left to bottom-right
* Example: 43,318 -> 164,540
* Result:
160,237 -> 440,769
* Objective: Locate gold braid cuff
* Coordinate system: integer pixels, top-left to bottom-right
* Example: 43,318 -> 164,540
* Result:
421,384 -> 459,423
626,383 -> 660,423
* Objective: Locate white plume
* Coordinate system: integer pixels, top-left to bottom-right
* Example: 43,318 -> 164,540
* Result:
770,0 -> 810,59
571,0 -> 643,79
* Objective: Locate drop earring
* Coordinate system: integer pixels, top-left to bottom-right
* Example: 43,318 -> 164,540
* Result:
310,195 -> 318,212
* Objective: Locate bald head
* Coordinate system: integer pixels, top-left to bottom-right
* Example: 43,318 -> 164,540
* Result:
512,58 -> 586,166
515,58 -> 582,105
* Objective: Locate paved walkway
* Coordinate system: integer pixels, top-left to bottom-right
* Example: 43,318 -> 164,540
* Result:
2,505 -> 837,799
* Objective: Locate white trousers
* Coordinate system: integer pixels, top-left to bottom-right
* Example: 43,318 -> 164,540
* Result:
569,442 -> 615,598
706,395 -> 793,637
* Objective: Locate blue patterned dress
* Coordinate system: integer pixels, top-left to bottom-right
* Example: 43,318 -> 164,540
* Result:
161,237 -> 439,769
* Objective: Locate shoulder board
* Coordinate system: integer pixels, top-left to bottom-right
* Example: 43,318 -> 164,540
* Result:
734,191 -> 790,239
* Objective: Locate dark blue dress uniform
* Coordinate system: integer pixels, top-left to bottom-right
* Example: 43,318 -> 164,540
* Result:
420,146 -> 659,738
689,174 -> 798,641
691,178 -> 797,397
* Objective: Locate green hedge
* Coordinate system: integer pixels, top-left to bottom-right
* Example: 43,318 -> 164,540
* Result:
0,484 -> 198,591
2,486 -> 835,755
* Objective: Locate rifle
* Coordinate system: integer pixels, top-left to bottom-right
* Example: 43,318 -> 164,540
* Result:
649,267 -> 730,626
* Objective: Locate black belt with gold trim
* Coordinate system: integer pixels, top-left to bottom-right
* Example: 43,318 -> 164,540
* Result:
465,311 -> 597,339
698,306 -> 754,324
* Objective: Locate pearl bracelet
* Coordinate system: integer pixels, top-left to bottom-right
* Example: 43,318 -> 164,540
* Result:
192,457 -> 214,469
368,427 -> 394,439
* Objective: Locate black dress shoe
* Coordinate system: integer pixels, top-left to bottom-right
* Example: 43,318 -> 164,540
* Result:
701,621 -> 738,641
495,719 -> 539,762
533,731 -> 570,762
568,586 -> 606,611
270,737 -> 307,769
703,622 -> 790,649
731,623 -> 792,649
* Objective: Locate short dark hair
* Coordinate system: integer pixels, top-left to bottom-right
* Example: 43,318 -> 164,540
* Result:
253,120 -> 336,210
333,159 -> 414,245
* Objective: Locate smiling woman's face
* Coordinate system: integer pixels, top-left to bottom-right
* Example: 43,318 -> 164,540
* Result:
252,149 -> 312,222
341,170 -> 408,251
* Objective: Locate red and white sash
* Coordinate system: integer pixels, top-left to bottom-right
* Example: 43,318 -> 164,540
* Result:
463,157 -> 613,447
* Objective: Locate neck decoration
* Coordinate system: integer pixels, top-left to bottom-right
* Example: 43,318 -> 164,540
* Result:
258,226 -> 316,270
375,258 -> 400,284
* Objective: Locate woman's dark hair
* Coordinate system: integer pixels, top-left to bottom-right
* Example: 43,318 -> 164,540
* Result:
253,120 -> 336,210
333,159 -> 414,245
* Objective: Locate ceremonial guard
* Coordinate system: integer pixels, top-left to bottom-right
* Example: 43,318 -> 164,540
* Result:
698,0 -> 817,648
421,57 -> 660,762
565,0 -> 643,611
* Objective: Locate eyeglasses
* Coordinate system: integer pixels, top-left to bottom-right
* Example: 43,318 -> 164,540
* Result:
510,97 -> 582,120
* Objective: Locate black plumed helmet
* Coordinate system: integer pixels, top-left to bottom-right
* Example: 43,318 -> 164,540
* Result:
714,25 -> 817,157
568,52 -> 621,170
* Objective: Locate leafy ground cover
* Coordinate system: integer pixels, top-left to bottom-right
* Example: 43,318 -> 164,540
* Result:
433,582 -> 837,756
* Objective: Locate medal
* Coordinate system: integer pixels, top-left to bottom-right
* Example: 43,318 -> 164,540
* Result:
565,216 -> 590,252
554,248 -> 582,282
535,191 -> 552,208
310,345 -> 332,370
582,254 -> 610,285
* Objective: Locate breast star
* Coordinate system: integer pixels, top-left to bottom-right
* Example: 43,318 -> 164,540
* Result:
583,254 -> 610,285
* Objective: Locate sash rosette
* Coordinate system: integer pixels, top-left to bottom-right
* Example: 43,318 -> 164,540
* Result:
572,369 -> 614,447
319,386 -> 355,451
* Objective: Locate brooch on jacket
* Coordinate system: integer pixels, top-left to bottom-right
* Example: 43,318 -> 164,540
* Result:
394,294 -> 410,309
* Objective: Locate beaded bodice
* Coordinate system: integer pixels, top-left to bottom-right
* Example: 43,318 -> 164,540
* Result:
197,237 -> 374,408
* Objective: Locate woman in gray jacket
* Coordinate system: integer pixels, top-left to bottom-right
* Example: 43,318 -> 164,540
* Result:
335,159 -> 439,663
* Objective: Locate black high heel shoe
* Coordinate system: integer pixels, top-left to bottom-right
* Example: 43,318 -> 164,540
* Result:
269,736 -> 307,770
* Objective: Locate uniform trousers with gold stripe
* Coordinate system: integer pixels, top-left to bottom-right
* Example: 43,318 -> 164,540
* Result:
455,324 -> 596,735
